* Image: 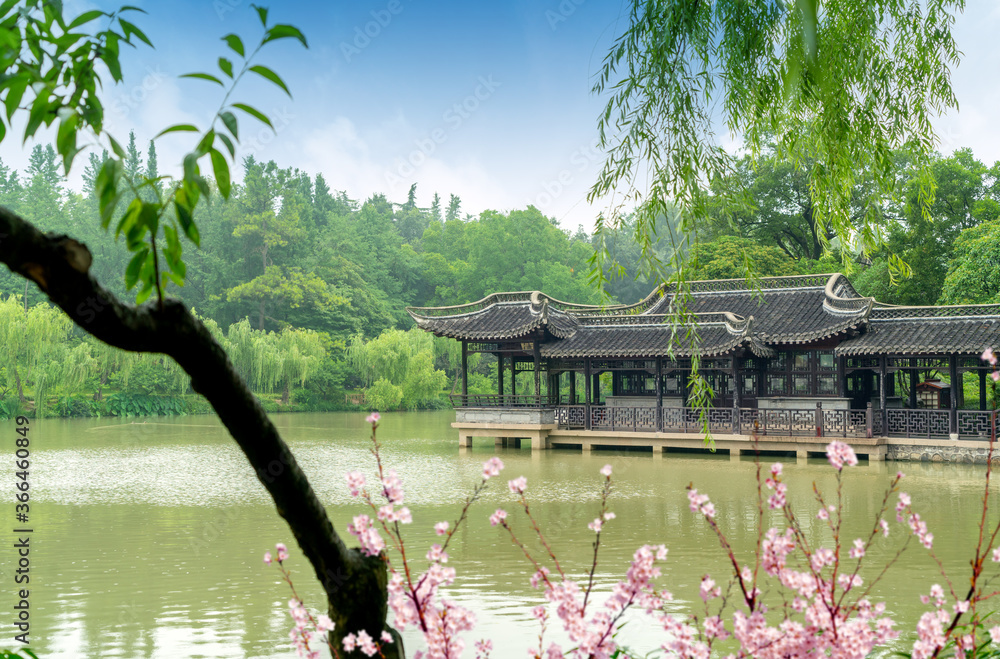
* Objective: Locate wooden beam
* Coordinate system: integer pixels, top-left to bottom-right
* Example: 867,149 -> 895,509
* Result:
461,341 -> 468,398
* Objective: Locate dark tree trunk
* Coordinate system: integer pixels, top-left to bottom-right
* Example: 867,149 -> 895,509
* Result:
0,205 -> 403,658
282,378 -> 290,405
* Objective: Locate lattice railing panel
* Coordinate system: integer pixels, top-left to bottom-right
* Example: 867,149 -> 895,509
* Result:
555,406 -> 587,429
886,409 -> 950,439
957,410 -> 996,440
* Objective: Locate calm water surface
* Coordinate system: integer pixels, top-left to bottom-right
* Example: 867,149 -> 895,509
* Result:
5,411 -> 996,657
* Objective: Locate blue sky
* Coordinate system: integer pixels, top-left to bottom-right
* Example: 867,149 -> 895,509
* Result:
2,1 -> 999,233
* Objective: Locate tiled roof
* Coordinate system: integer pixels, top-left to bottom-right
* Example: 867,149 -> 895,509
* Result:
407,273 -> 1000,357
539,313 -> 775,359
836,303 -> 1000,356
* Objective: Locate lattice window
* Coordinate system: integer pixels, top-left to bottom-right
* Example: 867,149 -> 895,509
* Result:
616,373 -> 656,396
818,375 -> 837,395
847,357 -> 879,369
768,374 -> 788,396
818,351 -> 837,371
741,372 -> 759,396
792,352 -> 812,371
662,376 -> 681,395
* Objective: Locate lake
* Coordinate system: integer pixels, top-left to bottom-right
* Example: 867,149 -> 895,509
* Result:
6,410 -> 995,657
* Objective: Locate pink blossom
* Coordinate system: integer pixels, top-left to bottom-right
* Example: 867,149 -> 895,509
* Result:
434,521 -> 450,536
475,639 -> 493,658
508,476 -> 527,494
347,515 -> 385,556
880,519 -> 890,537
426,544 -> 449,563
771,462 -> 783,476
992,370 -> 1000,382
489,509 -> 507,526
983,347 -> 997,365
588,517 -> 603,532
826,440 -> 858,469
993,546 -> 1000,562
355,629 -> 378,656
380,630 -> 393,643
604,512 -> 616,521
688,489 -> 715,518
275,542 -> 289,562
600,464 -> 613,477
954,600 -> 970,614
990,626 -> 1000,643
850,538 -> 866,559
366,412 -> 381,424
381,468 -> 405,505
817,507 -> 829,520
263,551 -> 272,565
531,605 -> 546,621
346,470 -> 366,497
316,614 -> 334,632
482,457 -> 504,479
700,576 -> 721,602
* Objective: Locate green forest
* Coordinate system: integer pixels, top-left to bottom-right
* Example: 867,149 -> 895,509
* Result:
2,134 -> 999,418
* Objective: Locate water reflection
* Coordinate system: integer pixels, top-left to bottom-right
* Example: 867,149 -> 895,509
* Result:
8,412 -> 996,657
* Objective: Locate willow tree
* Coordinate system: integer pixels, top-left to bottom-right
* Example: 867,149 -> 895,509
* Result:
347,329 -> 448,410
0,295 -> 73,407
0,3 -> 400,655
590,0 -> 962,292
588,0 -> 962,423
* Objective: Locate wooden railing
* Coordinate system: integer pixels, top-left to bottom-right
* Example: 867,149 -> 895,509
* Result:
454,395 -> 999,440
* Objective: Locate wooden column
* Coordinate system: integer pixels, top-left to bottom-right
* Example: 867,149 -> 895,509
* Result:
878,356 -> 887,435
732,356 -> 742,408
532,342 -> 541,398
569,369 -> 576,405
497,354 -> 504,399
592,373 -> 600,403
461,341 -> 468,398
511,358 -> 517,397
949,354 -> 958,436
837,356 -> 847,399
656,357 -> 663,432
584,359 -> 592,430
980,369 -> 988,411
909,359 -> 918,409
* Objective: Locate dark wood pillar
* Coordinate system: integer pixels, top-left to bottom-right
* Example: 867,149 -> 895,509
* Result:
532,342 -> 541,398
511,358 -> 517,397
878,356 -> 887,435
680,370 -> 689,406
461,341 -> 468,398
497,354 -> 504,398
592,373 -> 600,403
837,355 -> 847,399
949,354 -> 958,436
656,357 -> 663,432
732,356 -> 741,408
569,369 -> 576,404
584,359 -> 592,430
980,369 -> 987,411
909,359 -> 918,409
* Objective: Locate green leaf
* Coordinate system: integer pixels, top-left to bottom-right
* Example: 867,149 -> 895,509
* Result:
210,148 -> 231,198
263,24 -> 308,48
195,129 -> 215,156
155,123 -> 199,138
174,198 -> 200,247
138,201 -> 160,234
180,72 -> 224,87
67,9 -> 105,29
55,111 -> 79,163
218,56 -> 233,78
217,132 -> 235,157
3,75 -> 28,121
232,102 -> 273,128
117,198 -> 142,239
219,110 -> 238,140
251,4 -> 268,26
222,33 -> 244,57
135,280 -> 154,304
125,248 -> 148,289
118,18 -> 153,47
249,65 -> 291,96
107,134 -> 126,158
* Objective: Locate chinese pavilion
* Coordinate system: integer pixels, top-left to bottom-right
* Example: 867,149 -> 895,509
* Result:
407,273 -> 1000,452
